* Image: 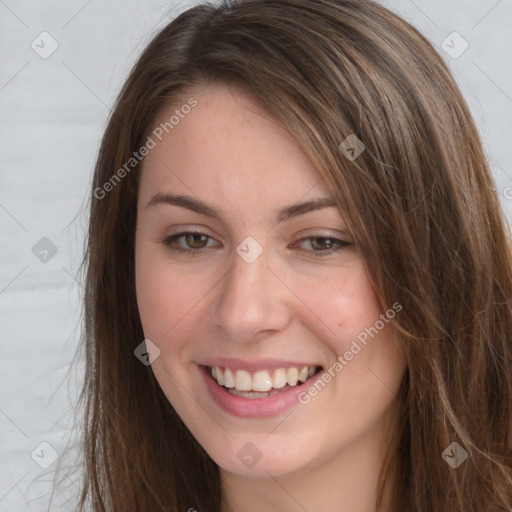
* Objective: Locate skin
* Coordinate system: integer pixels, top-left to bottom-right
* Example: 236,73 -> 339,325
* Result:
135,84 -> 407,512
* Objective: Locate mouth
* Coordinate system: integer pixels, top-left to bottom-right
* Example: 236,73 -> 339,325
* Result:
207,364 -> 322,398
199,363 -> 323,417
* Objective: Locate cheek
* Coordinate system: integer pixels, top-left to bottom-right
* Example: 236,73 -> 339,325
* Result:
135,246 -> 203,344
290,262 -> 383,355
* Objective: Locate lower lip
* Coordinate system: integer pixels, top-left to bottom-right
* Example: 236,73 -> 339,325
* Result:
199,365 -> 318,418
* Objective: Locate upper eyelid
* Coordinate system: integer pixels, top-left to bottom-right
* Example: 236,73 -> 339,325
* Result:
164,224 -> 350,236
163,230 -> 349,241
164,225 -> 350,237
165,224 -> 216,234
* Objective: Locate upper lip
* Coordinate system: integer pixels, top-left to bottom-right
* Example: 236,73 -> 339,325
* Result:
198,357 -> 323,372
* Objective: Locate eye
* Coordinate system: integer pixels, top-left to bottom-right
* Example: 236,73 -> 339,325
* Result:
183,233 -> 210,249
162,231 -> 220,253
292,235 -> 352,256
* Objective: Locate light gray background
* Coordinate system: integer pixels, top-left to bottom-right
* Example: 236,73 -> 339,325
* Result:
1,0 -> 511,509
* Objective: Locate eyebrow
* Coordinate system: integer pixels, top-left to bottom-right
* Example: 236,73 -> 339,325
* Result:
146,193 -> 222,219
145,193 -> 337,222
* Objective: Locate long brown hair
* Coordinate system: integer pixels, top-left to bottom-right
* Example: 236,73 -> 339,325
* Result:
75,0 -> 512,510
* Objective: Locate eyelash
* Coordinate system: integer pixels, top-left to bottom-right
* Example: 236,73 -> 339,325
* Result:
162,231 -> 352,257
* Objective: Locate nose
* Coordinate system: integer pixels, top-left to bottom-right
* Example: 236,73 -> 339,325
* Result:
212,247 -> 292,343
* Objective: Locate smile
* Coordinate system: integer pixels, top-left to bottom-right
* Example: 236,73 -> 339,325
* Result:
200,363 -> 323,417
208,365 -> 320,395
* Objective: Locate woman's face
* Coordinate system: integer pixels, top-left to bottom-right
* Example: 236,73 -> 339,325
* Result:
135,84 -> 406,479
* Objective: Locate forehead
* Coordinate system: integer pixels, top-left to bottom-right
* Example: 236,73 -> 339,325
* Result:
138,84 -> 329,212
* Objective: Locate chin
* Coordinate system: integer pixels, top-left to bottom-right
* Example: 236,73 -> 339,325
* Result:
200,430 -> 322,479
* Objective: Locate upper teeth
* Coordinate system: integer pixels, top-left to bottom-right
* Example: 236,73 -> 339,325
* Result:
209,366 -> 318,392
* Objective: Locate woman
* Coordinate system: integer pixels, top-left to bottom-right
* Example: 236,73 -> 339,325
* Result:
77,0 -> 512,510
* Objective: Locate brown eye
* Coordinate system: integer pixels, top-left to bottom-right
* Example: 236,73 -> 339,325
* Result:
162,231 -> 220,254
309,237 -> 338,250
185,233 -> 209,248
291,235 -> 352,257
